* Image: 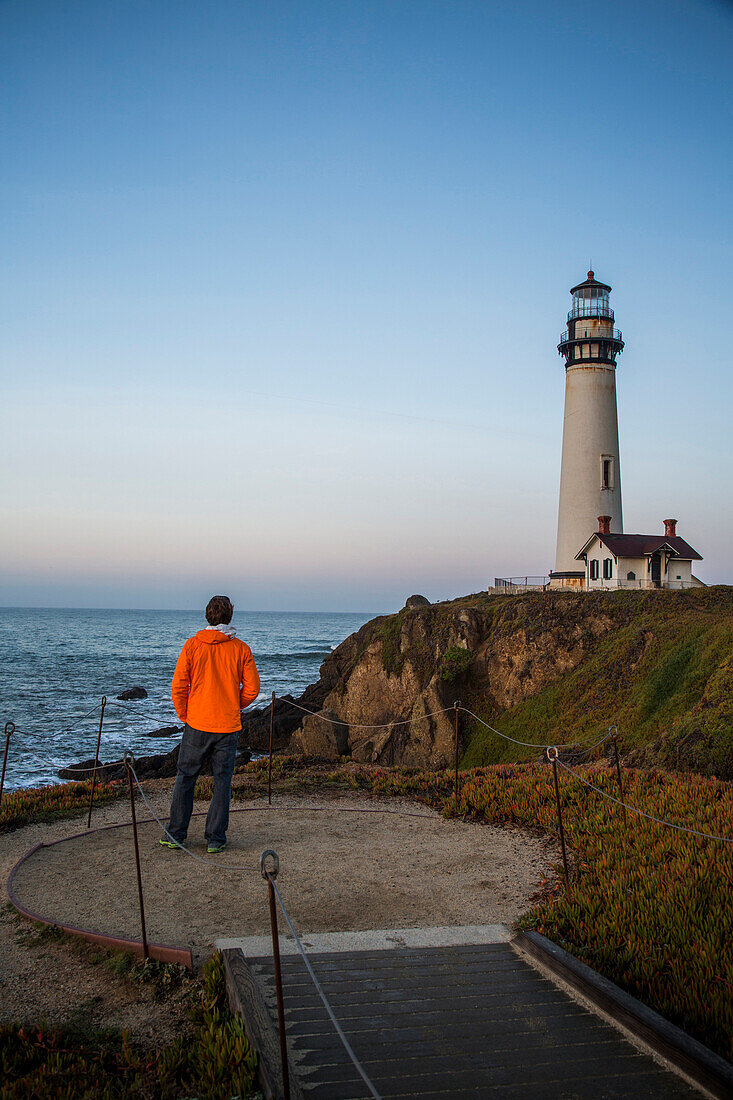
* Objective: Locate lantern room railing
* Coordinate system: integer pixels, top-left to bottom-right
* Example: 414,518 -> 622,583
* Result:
559,328 -> 623,345
568,302 -> 614,322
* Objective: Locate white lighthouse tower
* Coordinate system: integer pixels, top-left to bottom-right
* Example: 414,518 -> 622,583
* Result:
551,271 -> 625,586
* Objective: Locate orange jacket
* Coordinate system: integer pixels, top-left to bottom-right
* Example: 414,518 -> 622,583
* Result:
171,630 -> 260,734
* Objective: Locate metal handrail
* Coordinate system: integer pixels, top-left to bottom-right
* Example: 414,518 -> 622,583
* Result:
559,328 -> 623,344
494,576 -> 550,587
568,304 -> 614,321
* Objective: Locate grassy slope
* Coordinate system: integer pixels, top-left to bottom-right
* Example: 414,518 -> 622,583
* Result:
453,587 -> 733,778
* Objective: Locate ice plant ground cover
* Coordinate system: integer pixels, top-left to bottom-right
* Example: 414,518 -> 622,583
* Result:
0,776 -> 124,833
317,759 -> 733,1064
0,951 -> 258,1099
2,756 -> 732,1066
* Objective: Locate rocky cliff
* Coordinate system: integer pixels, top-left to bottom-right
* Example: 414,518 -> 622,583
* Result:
63,587 -> 733,781
255,587 -> 733,778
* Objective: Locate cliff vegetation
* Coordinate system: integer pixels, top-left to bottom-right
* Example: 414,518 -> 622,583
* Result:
268,588 -> 733,778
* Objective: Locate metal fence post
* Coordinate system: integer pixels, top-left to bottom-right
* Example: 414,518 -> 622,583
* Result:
268,691 -> 275,806
124,753 -> 149,959
87,695 -> 107,828
261,850 -> 289,1100
548,747 -> 571,897
453,701 -> 461,803
0,723 -> 14,806
610,726 -> 627,828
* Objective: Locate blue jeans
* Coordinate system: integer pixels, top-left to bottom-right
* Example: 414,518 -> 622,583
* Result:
166,725 -> 239,846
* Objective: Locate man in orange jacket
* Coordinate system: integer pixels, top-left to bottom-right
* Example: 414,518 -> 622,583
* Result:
161,595 -> 260,853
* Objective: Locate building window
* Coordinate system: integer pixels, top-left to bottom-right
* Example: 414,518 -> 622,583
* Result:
601,455 -> 613,490
603,558 -> 613,579
627,571 -> 636,581
590,560 -> 599,580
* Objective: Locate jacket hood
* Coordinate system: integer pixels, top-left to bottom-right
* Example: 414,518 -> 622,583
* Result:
195,629 -> 235,645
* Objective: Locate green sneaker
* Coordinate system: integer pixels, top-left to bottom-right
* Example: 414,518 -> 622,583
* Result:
207,842 -> 226,854
159,837 -> 183,850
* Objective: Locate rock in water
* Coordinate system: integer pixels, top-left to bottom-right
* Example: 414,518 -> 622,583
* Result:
117,686 -> 148,700
404,594 -> 430,608
144,725 -> 183,738
58,745 -> 252,782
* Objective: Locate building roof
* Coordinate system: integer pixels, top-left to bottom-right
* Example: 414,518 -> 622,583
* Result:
570,269 -> 611,294
575,532 -> 703,561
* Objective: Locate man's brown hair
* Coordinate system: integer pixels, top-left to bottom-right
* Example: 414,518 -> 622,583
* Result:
205,595 -> 233,626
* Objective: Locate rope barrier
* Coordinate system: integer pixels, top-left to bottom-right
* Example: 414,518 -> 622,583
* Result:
6,693 -> 612,778
10,704 -> 103,741
8,727 -> 126,777
265,869 -> 382,1100
105,700 -> 180,724
6,695 -> 731,850
47,703 -> 103,734
276,697 -> 616,753
556,759 -> 733,845
275,696 -> 457,729
459,708 -> 616,752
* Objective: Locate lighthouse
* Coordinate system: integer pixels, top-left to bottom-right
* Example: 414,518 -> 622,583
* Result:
551,271 -> 625,586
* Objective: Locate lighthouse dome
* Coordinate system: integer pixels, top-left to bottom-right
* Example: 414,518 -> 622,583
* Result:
568,271 -> 613,321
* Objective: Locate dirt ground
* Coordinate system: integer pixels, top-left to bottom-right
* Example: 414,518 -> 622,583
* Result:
1,783 -> 558,1043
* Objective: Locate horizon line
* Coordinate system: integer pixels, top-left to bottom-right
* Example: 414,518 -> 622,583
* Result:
0,605 -> 383,616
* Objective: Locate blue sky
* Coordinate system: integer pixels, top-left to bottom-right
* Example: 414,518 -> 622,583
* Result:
2,0 -> 731,611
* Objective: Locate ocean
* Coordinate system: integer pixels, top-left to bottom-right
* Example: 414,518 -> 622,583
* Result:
0,608 -> 373,792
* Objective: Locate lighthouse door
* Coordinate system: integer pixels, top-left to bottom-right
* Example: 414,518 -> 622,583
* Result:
650,552 -> 662,587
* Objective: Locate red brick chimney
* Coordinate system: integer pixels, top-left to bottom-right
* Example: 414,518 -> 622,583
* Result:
664,518 -> 677,538
597,515 -> 611,535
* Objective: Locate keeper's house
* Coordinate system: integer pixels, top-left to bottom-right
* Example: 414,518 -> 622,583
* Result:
576,517 -> 704,590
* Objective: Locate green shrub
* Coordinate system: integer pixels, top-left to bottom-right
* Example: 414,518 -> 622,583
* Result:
439,645 -> 472,684
378,614 -> 404,677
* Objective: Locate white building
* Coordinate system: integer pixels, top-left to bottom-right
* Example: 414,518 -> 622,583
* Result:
541,271 -> 705,593
493,271 -> 707,595
551,271 -> 625,588
576,517 -> 703,590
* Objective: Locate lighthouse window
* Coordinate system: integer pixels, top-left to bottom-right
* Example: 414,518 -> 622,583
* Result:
590,560 -> 599,580
570,287 -> 612,320
601,456 -> 613,490
603,558 -> 613,579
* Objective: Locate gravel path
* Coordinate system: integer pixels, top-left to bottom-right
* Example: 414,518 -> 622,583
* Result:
1,785 -> 557,1039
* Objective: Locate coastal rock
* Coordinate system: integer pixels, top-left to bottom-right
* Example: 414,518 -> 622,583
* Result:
280,594 -> 622,769
57,589 -> 733,781
144,725 -> 183,738
404,594 -> 430,608
290,709 -> 349,759
117,686 -> 148,701
58,744 -> 251,784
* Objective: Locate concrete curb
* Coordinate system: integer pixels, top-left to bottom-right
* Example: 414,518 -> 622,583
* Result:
216,922 -> 512,957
